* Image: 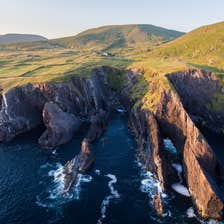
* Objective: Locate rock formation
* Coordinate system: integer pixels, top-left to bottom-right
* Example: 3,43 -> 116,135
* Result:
167,69 -> 224,133
61,139 -> 94,194
154,81 -> 224,219
129,106 -> 169,191
129,69 -> 224,219
153,194 -> 165,216
38,102 -> 81,149
0,66 -> 223,220
0,66 -> 120,143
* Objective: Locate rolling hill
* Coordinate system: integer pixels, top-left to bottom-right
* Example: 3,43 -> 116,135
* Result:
51,24 -> 184,51
147,21 -> 224,71
0,34 -> 47,44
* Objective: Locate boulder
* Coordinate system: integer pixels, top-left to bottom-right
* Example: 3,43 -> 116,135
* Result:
39,102 -> 81,149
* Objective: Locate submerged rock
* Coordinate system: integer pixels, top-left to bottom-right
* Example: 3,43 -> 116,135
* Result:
38,102 -> 81,149
171,183 -> 190,197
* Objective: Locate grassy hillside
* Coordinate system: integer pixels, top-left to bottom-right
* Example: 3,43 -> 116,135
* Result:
0,49 -> 133,91
128,21 -> 224,113
143,21 -> 224,72
51,24 -> 184,52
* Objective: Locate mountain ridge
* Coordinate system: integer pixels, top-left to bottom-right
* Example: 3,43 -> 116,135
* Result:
0,33 -> 47,44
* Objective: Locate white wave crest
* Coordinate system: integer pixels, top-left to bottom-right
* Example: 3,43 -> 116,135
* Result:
36,162 -> 92,208
172,163 -> 183,183
171,183 -> 190,197
186,207 -> 196,218
97,174 -> 120,224
137,160 -> 167,200
95,169 -> 101,176
164,138 -> 177,154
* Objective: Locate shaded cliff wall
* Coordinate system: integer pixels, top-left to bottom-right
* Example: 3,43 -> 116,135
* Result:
129,106 -> 169,191
154,77 -> 224,219
0,66 -> 121,143
167,69 -> 224,133
129,69 -> 224,219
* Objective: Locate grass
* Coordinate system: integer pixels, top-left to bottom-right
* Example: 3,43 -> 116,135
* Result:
0,49 -> 134,91
0,21 -> 224,115
51,24 -> 183,52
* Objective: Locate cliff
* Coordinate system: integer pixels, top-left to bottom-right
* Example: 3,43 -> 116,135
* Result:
129,69 -> 224,219
167,70 -> 224,133
0,65 -> 224,220
129,106 -> 169,191
0,66 -> 121,147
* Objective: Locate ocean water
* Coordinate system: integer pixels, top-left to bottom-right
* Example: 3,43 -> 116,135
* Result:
0,113 -> 201,224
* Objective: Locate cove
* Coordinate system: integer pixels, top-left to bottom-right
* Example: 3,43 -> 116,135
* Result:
0,112 -> 200,224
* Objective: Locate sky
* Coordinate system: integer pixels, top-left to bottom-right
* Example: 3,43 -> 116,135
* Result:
0,0 -> 224,39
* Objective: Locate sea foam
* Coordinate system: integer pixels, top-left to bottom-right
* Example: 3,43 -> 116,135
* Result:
97,174 -> 120,224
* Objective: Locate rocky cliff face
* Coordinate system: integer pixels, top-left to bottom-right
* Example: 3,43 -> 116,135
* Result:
38,102 -> 81,149
129,106 -> 169,191
155,87 -> 224,219
0,65 -> 223,220
167,69 -> 224,133
129,69 -> 224,219
0,84 -> 45,141
0,66 -> 121,146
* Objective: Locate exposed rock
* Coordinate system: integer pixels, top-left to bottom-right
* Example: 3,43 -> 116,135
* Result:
155,86 -> 224,219
38,102 -> 81,149
153,194 -> 165,216
129,106 -> 169,191
61,139 -> 94,194
86,109 -> 108,143
167,69 -> 224,133
0,66 -> 120,143
0,84 -> 45,141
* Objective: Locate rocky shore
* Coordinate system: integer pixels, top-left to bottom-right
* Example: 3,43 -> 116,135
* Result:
0,67 -> 223,220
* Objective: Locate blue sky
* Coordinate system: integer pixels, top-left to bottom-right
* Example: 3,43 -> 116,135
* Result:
0,0 -> 223,38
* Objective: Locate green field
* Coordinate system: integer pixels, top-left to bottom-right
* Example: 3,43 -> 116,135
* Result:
0,22 -> 223,93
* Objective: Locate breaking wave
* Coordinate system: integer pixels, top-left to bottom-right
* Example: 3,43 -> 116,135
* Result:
36,162 -> 92,208
164,138 -> 177,154
97,174 -> 120,224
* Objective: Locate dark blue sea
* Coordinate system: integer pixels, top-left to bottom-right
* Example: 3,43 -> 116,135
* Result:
0,113 -> 204,224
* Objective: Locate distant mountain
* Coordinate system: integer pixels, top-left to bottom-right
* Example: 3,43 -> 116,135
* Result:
51,24 -> 184,51
0,34 -> 47,44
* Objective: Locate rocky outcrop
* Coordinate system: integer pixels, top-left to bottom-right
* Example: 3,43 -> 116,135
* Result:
167,69 -> 224,133
0,66 -> 121,144
60,139 -> 94,194
0,84 -> 45,141
155,85 -> 224,219
38,102 -> 81,149
128,69 -> 224,219
86,109 -> 108,143
129,106 -> 169,191
153,194 -> 165,216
